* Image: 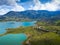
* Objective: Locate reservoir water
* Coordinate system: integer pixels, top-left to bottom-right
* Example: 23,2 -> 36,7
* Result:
0,21 -> 36,34
0,21 -> 36,45
0,34 -> 27,45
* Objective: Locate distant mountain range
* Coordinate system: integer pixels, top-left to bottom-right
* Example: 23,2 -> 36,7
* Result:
0,10 -> 60,22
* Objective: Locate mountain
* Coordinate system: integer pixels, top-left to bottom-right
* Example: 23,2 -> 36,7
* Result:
0,10 -> 60,21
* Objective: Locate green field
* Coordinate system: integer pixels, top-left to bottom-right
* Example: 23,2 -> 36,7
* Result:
3,21 -> 60,45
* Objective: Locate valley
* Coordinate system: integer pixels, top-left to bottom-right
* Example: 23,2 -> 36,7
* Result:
0,10 -> 60,45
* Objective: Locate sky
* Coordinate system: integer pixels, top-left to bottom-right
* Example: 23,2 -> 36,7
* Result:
0,0 -> 60,15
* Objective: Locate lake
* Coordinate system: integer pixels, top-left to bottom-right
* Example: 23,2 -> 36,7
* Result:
0,21 -> 36,45
0,21 -> 36,34
0,34 -> 27,45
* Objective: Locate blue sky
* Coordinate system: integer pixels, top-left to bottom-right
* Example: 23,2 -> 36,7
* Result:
0,0 -> 60,15
39,0 -> 52,3
17,0 -> 52,3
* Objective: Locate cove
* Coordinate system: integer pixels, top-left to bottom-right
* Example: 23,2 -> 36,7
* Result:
0,34 -> 27,45
0,21 -> 35,45
0,21 -> 36,45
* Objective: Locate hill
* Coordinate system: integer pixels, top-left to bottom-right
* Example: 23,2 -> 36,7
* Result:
0,10 -> 60,22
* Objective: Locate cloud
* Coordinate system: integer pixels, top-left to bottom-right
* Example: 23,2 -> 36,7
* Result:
0,8 -> 10,15
0,0 -> 25,15
29,0 -> 60,11
0,0 -> 60,15
11,4 -> 25,11
0,0 -> 16,6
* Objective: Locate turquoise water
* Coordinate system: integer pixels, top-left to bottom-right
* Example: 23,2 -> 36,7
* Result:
0,21 -> 36,45
0,34 -> 27,45
0,21 -> 36,34
0,21 -> 35,45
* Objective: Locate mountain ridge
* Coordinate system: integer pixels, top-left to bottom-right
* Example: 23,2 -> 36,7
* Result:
0,10 -> 60,22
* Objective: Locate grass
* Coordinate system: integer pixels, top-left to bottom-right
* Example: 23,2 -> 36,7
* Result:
1,21 -> 60,45
5,25 -> 60,45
